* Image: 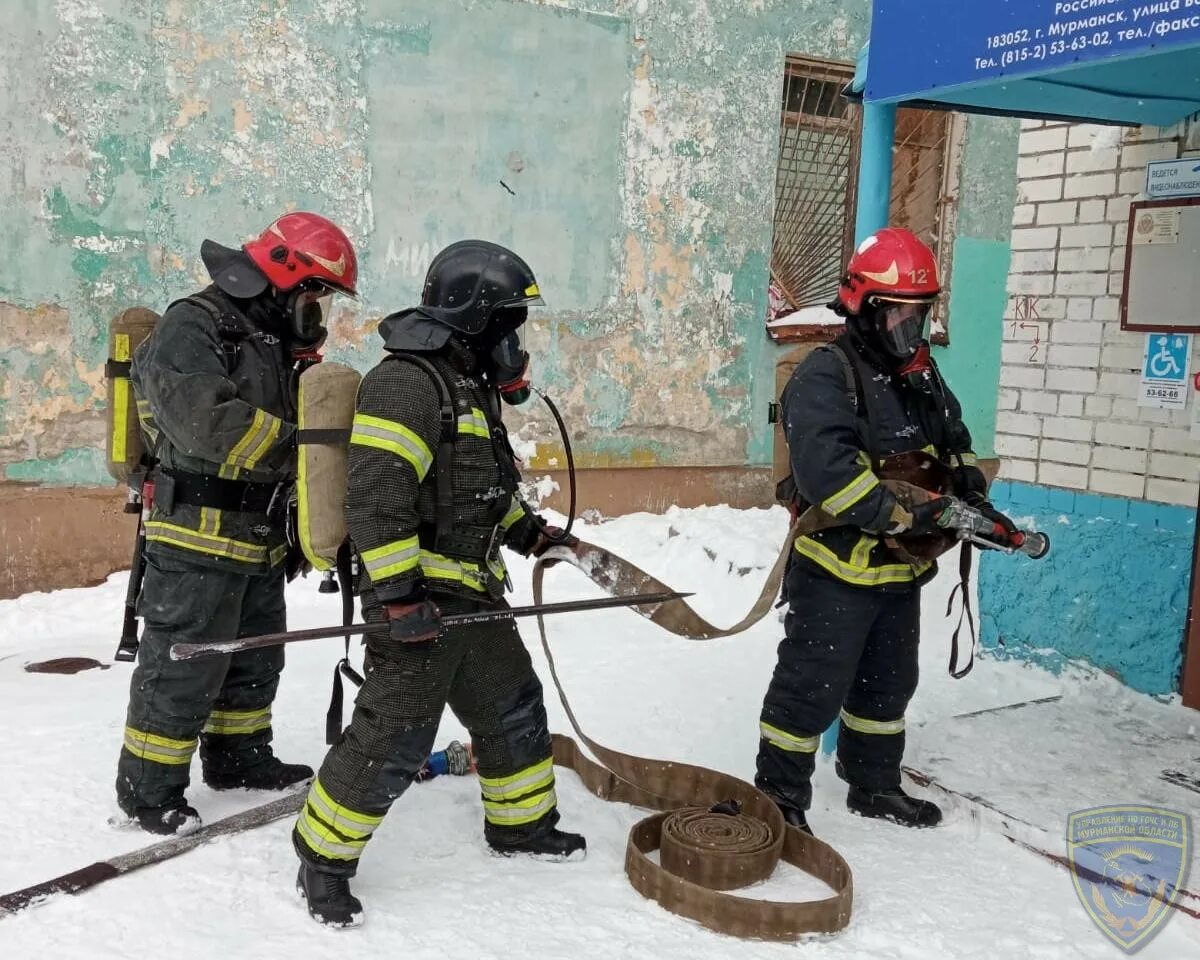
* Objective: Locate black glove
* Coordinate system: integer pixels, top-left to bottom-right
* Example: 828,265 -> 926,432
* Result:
384,599 -> 442,642
284,541 -> 312,583
906,498 -> 946,535
953,464 -> 989,502
528,525 -> 580,558
973,499 -> 1018,539
885,497 -> 945,536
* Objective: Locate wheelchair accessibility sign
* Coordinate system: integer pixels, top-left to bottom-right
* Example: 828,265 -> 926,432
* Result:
1139,334 -> 1191,410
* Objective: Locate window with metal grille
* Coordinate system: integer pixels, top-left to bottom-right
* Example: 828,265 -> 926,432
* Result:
891,108 -> 960,345
768,56 -> 962,345
769,57 -> 859,331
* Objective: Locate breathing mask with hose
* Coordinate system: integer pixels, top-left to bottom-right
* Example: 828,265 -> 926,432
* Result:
283,283 -> 336,353
476,311 -> 577,548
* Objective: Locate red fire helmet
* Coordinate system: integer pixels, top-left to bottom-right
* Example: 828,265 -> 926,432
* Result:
837,227 -> 939,315
243,212 -> 359,297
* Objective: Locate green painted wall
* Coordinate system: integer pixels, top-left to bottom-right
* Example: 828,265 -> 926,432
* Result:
936,115 -> 1021,459
0,0 -> 1013,486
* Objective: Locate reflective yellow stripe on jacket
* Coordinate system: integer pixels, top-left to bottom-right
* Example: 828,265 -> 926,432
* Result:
419,550 -> 504,594
361,536 -> 421,582
145,521 -> 269,564
793,534 -> 929,587
350,413 -> 434,479
499,498 -> 526,532
360,541 -> 504,594
821,466 -> 880,517
136,398 -> 160,447
457,408 -> 490,439
819,451 -> 880,518
219,408 -> 283,479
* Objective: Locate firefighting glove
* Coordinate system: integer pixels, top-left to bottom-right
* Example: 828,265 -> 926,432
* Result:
384,599 -> 442,643
886,497 -> 945,536
528,525 -> 580,558
953,463 -> 989,502
968,496 -> 1019,539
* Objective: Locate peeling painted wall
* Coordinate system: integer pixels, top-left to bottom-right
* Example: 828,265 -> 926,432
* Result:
0,0 -> 1010,486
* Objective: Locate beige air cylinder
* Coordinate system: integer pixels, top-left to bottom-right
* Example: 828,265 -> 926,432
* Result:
105,307 -> 160,483
296,361 -> 362,571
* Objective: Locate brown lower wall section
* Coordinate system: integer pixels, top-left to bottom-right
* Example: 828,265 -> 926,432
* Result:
0,483 -> 134,600
0,458 -> 1001,600
534,465 -> 776,517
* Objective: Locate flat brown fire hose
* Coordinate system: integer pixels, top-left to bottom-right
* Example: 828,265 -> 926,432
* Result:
532,532 -> 853,940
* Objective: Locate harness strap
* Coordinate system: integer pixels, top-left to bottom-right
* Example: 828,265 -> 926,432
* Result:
325,541 -> 362,746
297,428 -> 351,445
827,338 -> 881,469
174,295 -> 248,375
387,353 -> 457,548
945,542 -> 976,679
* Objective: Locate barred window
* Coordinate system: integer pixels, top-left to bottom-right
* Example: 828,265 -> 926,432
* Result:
768,56 -> 962,345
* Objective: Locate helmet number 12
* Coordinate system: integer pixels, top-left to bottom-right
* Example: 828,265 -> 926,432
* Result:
909,268 -> 929,286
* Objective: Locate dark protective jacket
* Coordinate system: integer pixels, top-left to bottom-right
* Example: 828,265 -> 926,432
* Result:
781,333 -> 978,590
345,342 -> 538,605
131,286 -> 298,574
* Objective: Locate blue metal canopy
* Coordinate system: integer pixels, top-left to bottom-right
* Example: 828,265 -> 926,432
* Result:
857,0 -> 1200,127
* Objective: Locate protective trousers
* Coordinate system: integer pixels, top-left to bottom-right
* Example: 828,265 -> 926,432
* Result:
755,562 -> 920,812
116,551 -> 286,812
293,591 -> 556,876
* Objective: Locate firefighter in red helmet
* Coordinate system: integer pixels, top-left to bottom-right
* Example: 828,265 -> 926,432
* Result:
116,213 -> 358,835
755,227 -> 1016,834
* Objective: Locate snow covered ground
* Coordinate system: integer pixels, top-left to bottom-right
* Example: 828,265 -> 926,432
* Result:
0,505 -> 1196,959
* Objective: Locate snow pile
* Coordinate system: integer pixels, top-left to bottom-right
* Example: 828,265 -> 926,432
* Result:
766,304 -> 841,330
0,505 -> 1195,958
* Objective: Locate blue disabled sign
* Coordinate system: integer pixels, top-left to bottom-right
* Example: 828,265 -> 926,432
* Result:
867,0 -> 1200,104
1140,333 -> 1191,409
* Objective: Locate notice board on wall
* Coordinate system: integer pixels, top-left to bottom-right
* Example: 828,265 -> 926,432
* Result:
1122,198 -> 1200,333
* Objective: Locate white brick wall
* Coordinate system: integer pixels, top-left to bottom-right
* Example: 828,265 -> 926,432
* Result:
997,121 -> 1200,506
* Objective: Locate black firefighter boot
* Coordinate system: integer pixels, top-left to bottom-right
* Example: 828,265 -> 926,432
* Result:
205,756 -> 314,791
297,863 -> 364,928
485,808 -> 586,860
777,803 -> 813,836
846,785 -> 943,828
203,737 -> 314,791
126,799 -> 202,837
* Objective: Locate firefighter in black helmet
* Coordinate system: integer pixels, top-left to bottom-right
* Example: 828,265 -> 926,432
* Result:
292,240 -> 584,928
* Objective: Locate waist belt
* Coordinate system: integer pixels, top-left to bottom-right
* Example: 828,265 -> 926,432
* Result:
418,521 -> 500,562
161,469 -> 281,513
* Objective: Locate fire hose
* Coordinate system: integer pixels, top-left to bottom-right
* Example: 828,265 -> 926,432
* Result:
530,532 -> 852,940
524,500 -> 1046,940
